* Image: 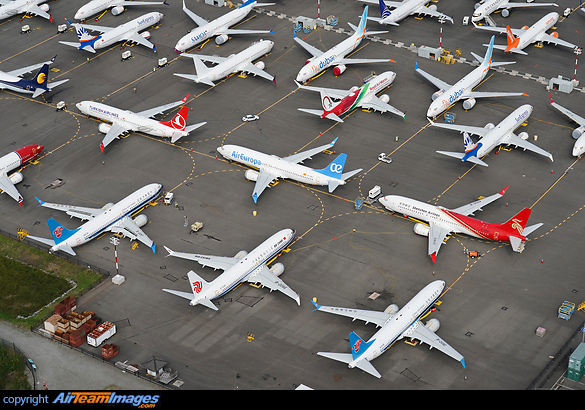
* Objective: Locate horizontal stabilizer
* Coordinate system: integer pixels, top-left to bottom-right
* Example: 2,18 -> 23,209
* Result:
509,236 -> 525,252
328,179 -> 340,193
24,235 -> 55,249
523,223 -> 543,237
59,41 -> 82,49
341,168 -> 362,182
436,150 -> 488,167
471,51 -> 516,66
184,121 -> 207,134
485,44 -> 528,55
297,108 -> 326,118
32,88 -> 47,98
48,79 -> 70,91
316,352 -> 381,378
173,73 -> 215,87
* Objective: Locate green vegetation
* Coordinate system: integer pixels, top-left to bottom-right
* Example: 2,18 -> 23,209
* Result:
0,234 -> 104,329
0,344 -> 31,390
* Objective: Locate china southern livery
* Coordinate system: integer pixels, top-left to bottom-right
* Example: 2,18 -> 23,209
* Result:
416,35 -> 525,119
74,0 -> 167,20
359,0 -> 453,26
216,138 -> 362,203
474,12 -> 577,55
549,95 -> 585,157
76,94 -> 206,152
313,280 -> 464,378
472,0 -> 558,23
0,0 -> 52,22
294,6 -> 389,83
162,229 -> 300,310
59,12 -> 163,53
430,104 -> 553,166
378,186 -> 543,262
175,0 -> 274,53
0,56 -> 69,98
174,39 -> 275,87
26,183 -> 162,256
0,144 -> 43,206
295,71 -> 405,122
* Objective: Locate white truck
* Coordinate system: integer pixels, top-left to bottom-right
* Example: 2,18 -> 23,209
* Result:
87,321 -> 116,347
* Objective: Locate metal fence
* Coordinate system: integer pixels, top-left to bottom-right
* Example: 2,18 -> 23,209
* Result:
0,337 -> 37,390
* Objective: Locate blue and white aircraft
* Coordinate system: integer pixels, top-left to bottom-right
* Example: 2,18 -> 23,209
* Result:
59,12 -> 163,53
359,0 -> 453,26
416,35 -> 525,119
162,229 -> 300,310
216,138 -> 362,203
294,6 -> 389,83
26,183 -> 162,256
0,56 -> 68,98
313,280 -> 465,378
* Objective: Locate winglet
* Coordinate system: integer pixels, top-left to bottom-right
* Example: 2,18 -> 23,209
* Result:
100,142 -> 105,153
51,54 -> 58,63
163,245 -> 174,257
499,186 -> 509,196
415,59 -> 419,70
311,298 -> 321,311
330,137 -> 338,146
460,358 -> 466,368
549,92 -> 554,104
182,94 -> 190,103
430,252 -> 436,263
252,192 -> 258,203
151,243 -> 156,253
34,197 -> 44,206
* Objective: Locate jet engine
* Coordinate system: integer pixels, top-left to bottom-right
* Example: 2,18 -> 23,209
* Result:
349,86 -> 360,93
572,126 -> 585,139
141,31 -> 151,40
245,169 -> 259,182
462,98 -> 476,110
234,250 -> 248,258
98,123 -> 111,134
111,6 -> 125,15
333,64 -> 347,76
484,122 -> 495,129
215,34 -> 229,45
379,94 -> 390,104
428,4 -> 437,11
501,9 -> 510,17
413,223 -> 430,237
133,214 -> 148,228
304,57 -> 315,66
269,262 -> 285,277
431,89 -> 444,101
425,318 -> 440,333
384,304 -> 399,314
518,132 -> 529,140
521,26 -> 529,30
101,202 -> 115,210
8,172 -> 23,185
551,32 -> 559,39
255,61 -> 265,70
39,4 -> 49,12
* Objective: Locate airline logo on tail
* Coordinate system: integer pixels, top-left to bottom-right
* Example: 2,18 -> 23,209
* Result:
36,73 -> 46,84
314,154 -> 346,179
510,218 -> 524,235
162,107 -> 188,130
379,0 -> 391,19
192,281 -> 202,293
505,26 -> 519,52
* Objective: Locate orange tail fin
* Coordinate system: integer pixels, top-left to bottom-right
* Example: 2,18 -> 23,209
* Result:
505,26 -> 520,52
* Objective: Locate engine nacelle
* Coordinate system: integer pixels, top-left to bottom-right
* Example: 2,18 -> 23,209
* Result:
379,94 -> 390,104
484,122 -> 495,130
98,123 -> 111,134
431,89 -> 444,101
111,6 -> 125,15
551,31 -> 559,38
245,169 -> 259,182
572,126 -> 585,139
254,61 -> 265,70
101,202 -> 115,210
349,85 -> 360,93
462,98 -> 476,110
141,31 -> 151,40
8,172 -> 23,185
133,214 -> 148,228
384,303 -> 399,314
521,25 -> 529,30
39,4 -> 49,12
234,250 -> 248,259
501,8 -> 510,17
413,223 -> 430,237
215,34 -> 229,45
333,64 -> 347,76
428,4 -> 437,11
425,318 -> 440,333
518,131 -> 529,140
269,262 -> 285,277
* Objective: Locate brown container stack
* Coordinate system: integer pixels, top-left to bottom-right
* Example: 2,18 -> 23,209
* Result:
101,344 -> 119,361
54,296 -> 76,316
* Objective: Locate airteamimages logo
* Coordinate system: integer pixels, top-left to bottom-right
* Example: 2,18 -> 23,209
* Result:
52,392 -> 160,407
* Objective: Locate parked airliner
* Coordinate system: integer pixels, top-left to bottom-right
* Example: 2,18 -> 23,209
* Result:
472,0 -> 558,23
416,35 -> 524,119
0,56 -> 69,98
474,12 -> 577,55
313,280 -> 464,378
359,0 -> 453,26
27,183 -> 162,256
549,95 -> 585,157
175,0 -> 274,53
74,0 -> 167,20
75,94 -> 206,152
430,104 -> 553,166
378,186 -> 543,262
0,0 -> 52,22
174,39 -> 274,87
216,138 -> 362,203
163,229 -> 300,310
295,71 -> 406,122
294,6 -> 389,83
0,144 -> 43,206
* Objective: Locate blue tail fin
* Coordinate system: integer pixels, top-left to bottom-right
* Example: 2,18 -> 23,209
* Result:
32,64 -> 49,88
314,153 -> 346,179
357,5 -> 368,34
483,35 -> 495,68
349,331 -> 375,361
379,0 -> 391,19
47,218 -> 79,245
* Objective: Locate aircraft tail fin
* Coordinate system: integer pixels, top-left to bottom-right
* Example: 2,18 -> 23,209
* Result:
506,25 -> 516,46
314,153 -> 347,180
502,207 -> 533,238
161,106 -> 189,131
30,64 -> 50,97
379,0 -> 391,19
47,218 -> 80,245
482,35 -> 495,68
356,5 -> 369,35
436,150 -> 489,167
186,270 -> 218,310
463,132 -> 474,151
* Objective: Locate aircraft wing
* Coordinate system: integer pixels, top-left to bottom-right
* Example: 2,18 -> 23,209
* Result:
429,120 -> 491,138
115,1 -> 166,6
500,133 -> 554,161
283,137 -> 338,164
551,102 -> 585,126
222,28 -> 273,35
136,95 -> 189,118
75,23 -> 114,34
336,58 -> 391,66
164,246 -> 239,271
359,0 -> 403,6
162,289 -> 194,300
427,221 -> 451,263
361,95 -> 406,118
124,33 -> 156,50
540,33 -> 577,49
449,186 -> 507,216
191,54 -> 228,64
415,6 -> 453,23
34,197 -> 104,220
181,0 -> 208,27
110,216 -> 155,252
403,320 -> 465,367
415,62 -> 451,91
466,91 -> 525,99
505,2 -> 558,8
0,172 -> 23,205
247,265 -> 300,305
293,34 -> 324,58
241,63 -> 274,82
472,24 -> 520,36
6,60 -> 54,77
24,4 -> 51,20
311,300 -> 391,328
100,122 -> 130,151
294,81 -> 349,100
252,169 -> 279,203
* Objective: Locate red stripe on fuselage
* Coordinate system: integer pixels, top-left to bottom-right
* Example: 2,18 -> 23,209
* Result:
440,209 -> 519,242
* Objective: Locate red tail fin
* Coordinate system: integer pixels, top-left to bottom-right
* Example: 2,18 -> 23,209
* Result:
160,106 -> 189,131
502,208 -> 531,237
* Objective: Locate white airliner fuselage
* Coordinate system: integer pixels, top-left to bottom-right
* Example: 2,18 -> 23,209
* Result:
0,0 -> 51,22
74,0 -> 166,20
361,0 -> 453,25
472,0 -> 558,22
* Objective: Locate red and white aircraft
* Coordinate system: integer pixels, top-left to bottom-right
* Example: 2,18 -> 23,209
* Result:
0,144 -> 44,206
295,71 -> 406,122
379,187 -> 542,262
